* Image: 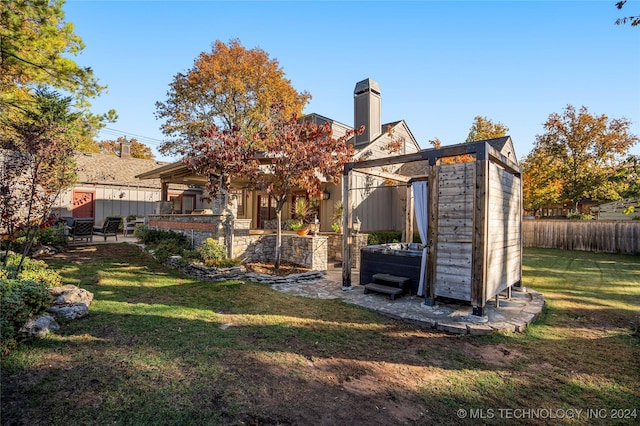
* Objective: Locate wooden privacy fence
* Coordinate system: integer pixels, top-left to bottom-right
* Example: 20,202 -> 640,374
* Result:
522,220 -> 640,255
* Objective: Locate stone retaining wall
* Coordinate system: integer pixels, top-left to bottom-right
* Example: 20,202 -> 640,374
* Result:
235,234 -> 327,270
148,214 -> 229,249
164,255 -> 326,285
149,215 -> 365,271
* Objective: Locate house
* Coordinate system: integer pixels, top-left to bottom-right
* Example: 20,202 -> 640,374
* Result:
591,197 -> 640,220
136,78 -> 422,233
53,140 -> 201,225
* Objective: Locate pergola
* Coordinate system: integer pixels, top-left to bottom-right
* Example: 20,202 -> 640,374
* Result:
340,137 -> 522,316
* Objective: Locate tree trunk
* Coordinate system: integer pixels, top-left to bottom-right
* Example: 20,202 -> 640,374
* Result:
274,210 -> 282,269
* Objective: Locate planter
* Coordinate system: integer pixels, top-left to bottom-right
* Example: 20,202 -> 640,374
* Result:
296,228 -> 310,236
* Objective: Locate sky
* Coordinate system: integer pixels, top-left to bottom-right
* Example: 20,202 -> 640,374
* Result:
63,0 -> 640,162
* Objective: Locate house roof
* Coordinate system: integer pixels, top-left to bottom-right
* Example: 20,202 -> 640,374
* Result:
75,152 -> 168,187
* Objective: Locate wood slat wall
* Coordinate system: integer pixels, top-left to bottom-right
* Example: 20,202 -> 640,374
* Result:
523,220 -> 640,255
434,162 -> 474,301
485,162 -> 523,298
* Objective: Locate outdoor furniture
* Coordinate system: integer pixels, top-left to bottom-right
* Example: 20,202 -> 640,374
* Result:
69,218 -> 95,243
93,216 -> 122,241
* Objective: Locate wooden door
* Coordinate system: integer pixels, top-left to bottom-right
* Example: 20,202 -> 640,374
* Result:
72,190 -> 95,218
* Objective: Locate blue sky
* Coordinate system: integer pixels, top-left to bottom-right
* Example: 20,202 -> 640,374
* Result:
64,1 -> 640,161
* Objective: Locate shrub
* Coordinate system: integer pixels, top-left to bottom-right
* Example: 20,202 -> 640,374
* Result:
203,258 -> 242,268
0,225 -> 67,253
367,231 -> 403,246
567,213 -> 593,220
198,238 -> 227,262
1,253 -> 62,288
135,226 -> 189,247
151,238 -> 192,263
0,278 -> 53,354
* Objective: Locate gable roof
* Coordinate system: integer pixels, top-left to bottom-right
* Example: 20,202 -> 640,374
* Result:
75,152 -> 167,187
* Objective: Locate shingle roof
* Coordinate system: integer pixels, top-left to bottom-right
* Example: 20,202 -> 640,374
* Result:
74,152 -> 167,187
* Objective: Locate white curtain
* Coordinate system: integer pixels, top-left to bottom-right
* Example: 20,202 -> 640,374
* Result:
412,181 -> 428,296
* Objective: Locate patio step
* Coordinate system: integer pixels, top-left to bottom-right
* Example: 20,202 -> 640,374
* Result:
364,274 -> 411,300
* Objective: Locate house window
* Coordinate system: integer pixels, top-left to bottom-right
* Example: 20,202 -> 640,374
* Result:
257,195 -> 276,228
231,189 -> 245,216
169,193 -> 196,214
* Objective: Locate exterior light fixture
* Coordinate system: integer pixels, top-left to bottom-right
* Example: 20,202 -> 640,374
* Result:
309,215 -> 320,236
353,216 -> 361,234
322,190 -> 331,200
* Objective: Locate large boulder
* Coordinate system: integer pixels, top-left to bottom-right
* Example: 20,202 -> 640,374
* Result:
48,285 -> 93,306
47,303 -> 90,320
47,285 -> 93,320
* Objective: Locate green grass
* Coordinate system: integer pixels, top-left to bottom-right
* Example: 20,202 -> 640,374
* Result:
2,246 -> 639,425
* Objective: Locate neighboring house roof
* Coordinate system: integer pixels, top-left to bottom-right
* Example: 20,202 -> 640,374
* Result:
74,152 -> 168,187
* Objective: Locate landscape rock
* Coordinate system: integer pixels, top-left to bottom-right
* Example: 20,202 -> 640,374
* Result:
47,303 -> 90,320
49,285 -> 94,306
19,313 -> 60,337
31,245 -> 57,258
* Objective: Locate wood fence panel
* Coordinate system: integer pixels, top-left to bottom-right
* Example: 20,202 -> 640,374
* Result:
522,220 -> 640,255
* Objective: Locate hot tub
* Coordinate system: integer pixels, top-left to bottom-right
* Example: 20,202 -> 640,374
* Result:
359,243 -> 425,295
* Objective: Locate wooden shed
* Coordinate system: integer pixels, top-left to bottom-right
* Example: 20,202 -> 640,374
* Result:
341,137 -> 522,316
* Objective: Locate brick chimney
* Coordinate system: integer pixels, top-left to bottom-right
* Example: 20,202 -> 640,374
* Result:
354,78 -> 381,146
120,139 -> 131,159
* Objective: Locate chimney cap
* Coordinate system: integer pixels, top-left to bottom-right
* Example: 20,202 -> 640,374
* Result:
354,78 -> 380,96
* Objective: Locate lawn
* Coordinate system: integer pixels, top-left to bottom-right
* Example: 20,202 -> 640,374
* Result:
2,245 -> 639,425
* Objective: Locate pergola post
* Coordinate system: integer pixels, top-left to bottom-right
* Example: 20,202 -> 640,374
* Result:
341,168 -> 352,289
404,184 -> 414,243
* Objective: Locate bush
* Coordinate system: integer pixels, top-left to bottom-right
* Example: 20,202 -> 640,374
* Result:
151,238 -> 193,263
134,226 -> 195,263
567,213 -> 593,220
367,231 -> 402,246
198,238 -> 227,262
0,278 -> 53,354
203,258 -> 242,268
135,226 -> 189,247
1,253 -> 62,288
0,225 -> 67,253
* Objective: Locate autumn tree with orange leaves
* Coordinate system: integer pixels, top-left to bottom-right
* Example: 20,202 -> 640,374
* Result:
524,105 -> 638,213
184,102 -> 362,269
155,38 -> 310,157
98,137 -> 155,159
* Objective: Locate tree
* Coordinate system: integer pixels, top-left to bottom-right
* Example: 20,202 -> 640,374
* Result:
0,0 -> 105,109
531,105 -> 638,212
98,137 -> 155,159
155,38 -> 311,157
1,89 -> 79,271
615,1 -> 639,26
521,146 -> 563,216
0,0 -> 115,153
183,125 -> 260,204
465,116 -> 509,142
184,102 -> 361,269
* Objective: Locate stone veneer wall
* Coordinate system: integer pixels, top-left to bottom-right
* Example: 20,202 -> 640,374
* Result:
326,233 -> 368,268
148,214 -> 229,249
150,215 -> 328,270
234,234 -> 328,271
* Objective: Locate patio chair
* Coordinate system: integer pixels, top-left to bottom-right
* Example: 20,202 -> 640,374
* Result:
69,218 -> 95,243
93,216 -> 122,241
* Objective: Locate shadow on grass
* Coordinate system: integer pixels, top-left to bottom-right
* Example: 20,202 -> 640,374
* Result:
2,245 -> 639,425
